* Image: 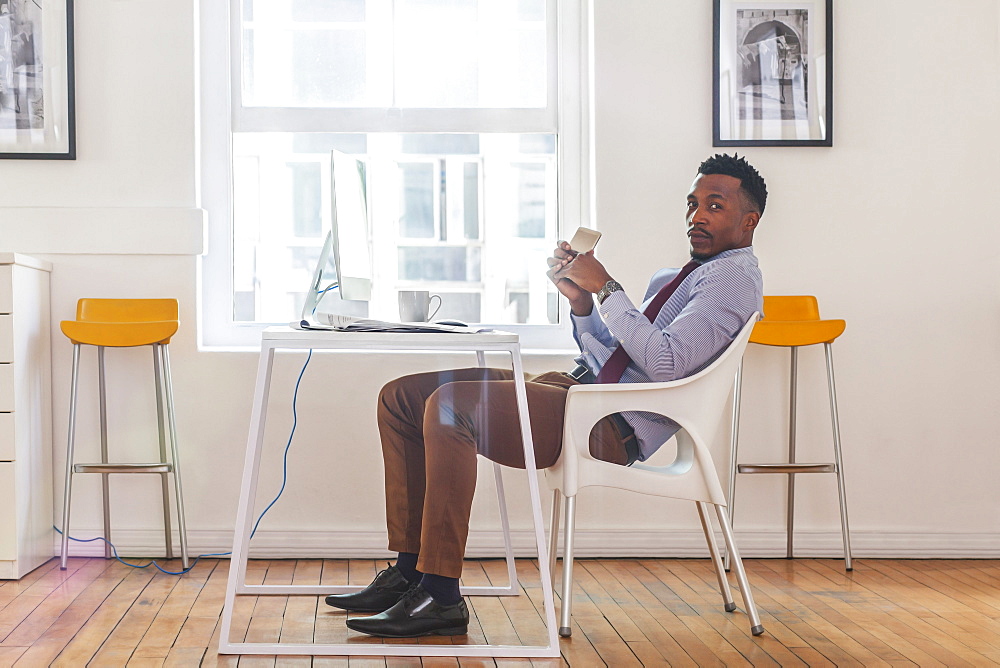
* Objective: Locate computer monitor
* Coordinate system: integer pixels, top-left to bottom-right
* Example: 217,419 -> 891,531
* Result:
300,150 -> 373,323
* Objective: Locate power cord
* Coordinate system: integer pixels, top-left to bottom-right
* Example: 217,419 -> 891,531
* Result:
55,348 -> 315,576
312,281 -> 339,315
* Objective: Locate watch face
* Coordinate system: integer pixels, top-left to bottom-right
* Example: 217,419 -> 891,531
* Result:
598,281 -> 621,304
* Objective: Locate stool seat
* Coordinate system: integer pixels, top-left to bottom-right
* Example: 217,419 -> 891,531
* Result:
750,319 -> 846,347
60,320 -> 179,347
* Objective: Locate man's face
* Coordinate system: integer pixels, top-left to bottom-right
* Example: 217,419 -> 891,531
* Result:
685,173 -> 759,260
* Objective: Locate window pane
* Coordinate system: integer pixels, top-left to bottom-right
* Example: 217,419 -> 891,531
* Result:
292,0 -> 365,22
394,0 -> 546,108
244,27 -> 367,106
240,0 -> 547,109
289,162 -> 323,236
398,163 -> 436,238
514,162 -> 546,238
231,132 -> 557,325
398,246 -> 481,282
434,292 -> 481,323
463,162 -> 480,240
244,0 -> 367,22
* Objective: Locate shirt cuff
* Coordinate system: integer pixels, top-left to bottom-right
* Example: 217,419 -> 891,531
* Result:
597,289 -> 640,331
570,304 -> 606,338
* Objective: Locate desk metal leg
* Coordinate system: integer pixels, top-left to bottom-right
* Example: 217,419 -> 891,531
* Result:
219,343 -> 276,652
507,346 -> 559,653
478,348 -> 519,596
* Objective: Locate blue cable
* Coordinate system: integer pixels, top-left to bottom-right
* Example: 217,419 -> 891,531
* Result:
312,282 -> 339,315
55,348 -> 315,576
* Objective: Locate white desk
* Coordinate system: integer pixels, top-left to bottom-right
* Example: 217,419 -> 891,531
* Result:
219,326 -> 560,658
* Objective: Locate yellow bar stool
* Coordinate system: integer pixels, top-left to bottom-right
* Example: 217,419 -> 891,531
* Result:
727,295 -> 853,571
58,299 -> 189,570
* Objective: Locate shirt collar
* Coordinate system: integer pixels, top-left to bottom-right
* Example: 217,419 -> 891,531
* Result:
695,246 -> 754,264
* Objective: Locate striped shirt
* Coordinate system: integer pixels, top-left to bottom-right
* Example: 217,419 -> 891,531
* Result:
571,246 -> 763,460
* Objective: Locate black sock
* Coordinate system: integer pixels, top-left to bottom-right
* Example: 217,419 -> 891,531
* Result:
419,573 -> 461,606
394,552 -> 422,583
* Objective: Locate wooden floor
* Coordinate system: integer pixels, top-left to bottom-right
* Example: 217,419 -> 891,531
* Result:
1,557 -> 999,666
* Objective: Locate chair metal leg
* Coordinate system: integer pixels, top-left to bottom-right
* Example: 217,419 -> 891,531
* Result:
787,347 -> 798,559
558,494 -> 576,638
161,344 -> 189,569
548,489 -> 561,589
714,504 -> 764,636
60,345 -> 82,570
825,343 -> 853,571
98,347 -> 112,559
697,501 -> 736,612
725,362 -> 744,572
153,344 -> 174,560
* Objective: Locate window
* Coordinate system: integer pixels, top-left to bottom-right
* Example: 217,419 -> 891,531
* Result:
200,0 -> 591,347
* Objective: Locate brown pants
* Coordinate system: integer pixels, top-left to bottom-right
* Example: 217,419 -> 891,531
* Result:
377,367 -> 629,578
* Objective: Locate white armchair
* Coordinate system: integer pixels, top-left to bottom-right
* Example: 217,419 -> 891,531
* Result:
545,315 -> 763,637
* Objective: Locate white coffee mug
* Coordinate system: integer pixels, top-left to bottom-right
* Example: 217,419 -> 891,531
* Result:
398,291 -> 442,322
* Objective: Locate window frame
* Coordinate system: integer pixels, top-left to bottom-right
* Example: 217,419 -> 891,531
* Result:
199,0 -> 593,350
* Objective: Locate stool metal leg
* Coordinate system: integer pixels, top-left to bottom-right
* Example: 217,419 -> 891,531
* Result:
153,344 -> 174,560
825,343 -> 853,571
725,362 -> 744,572
98,347 -> 112,560
160,344 -> 190,569
787,347 -> 798,559
60,344 -> 82,570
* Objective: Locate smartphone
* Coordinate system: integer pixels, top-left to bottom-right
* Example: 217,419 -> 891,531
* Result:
568,227 -> 602,255
555,227 -> 602,278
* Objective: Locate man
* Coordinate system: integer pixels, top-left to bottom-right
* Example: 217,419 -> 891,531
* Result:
325,153 -> 766,638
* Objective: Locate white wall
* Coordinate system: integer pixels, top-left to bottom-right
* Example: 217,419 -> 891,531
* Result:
1,0 -> 998,561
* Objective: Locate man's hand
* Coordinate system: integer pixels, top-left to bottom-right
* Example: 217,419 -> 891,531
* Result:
559,251 -> 614,294
547,241 -> 593,315
547,241 -> 616,316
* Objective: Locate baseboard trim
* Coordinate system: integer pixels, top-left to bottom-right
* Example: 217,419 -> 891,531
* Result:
55,528 -> 1000,560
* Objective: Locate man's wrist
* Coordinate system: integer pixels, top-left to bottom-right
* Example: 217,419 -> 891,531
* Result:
596,280 -> 624,305
570,295 -> 593,316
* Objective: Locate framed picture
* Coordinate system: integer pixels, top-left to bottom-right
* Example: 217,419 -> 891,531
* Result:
0,0 -> 75,159
713,0 -> 832,147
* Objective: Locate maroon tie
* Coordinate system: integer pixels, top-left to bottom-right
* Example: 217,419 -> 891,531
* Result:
595,260 -> 700,384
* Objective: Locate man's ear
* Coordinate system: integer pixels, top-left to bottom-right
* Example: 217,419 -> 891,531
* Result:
743,210 -> 760,231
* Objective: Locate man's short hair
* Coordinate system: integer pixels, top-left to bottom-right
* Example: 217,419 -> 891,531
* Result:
698,153 -> 768,215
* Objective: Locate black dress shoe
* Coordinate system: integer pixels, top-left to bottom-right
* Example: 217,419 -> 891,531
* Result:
324,564 -> 412,612
345,584 -> 469,638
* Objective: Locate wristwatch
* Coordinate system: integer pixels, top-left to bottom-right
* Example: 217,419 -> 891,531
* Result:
596,280 -> 624,305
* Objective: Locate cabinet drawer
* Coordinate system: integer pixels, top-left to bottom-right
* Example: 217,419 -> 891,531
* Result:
0,266 -> 10,314
0,315 -> 11,362
0,365 -> 11,412
0,413 -> 12,461
0,462 -> 14,560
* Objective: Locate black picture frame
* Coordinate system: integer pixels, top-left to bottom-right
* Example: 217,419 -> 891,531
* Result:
713,0 -> 832,147
0,0 -> 76,159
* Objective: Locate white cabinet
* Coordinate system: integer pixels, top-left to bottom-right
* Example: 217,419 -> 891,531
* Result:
0,254 -> 53,579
